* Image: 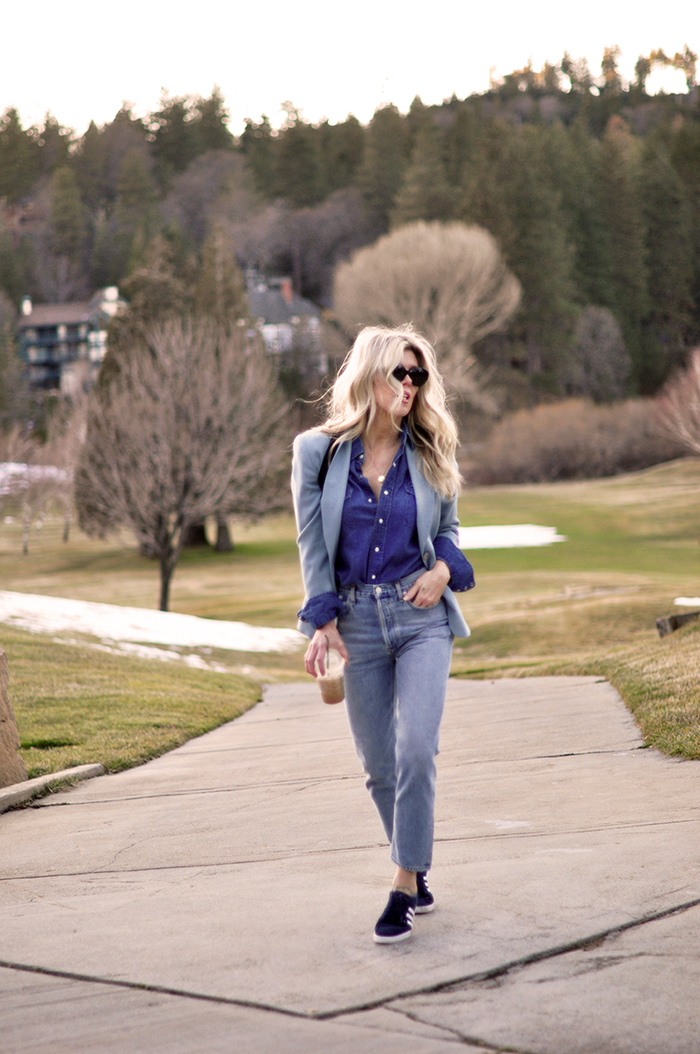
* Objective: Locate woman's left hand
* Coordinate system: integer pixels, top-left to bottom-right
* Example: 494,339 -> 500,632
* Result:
402,560 -> 451,608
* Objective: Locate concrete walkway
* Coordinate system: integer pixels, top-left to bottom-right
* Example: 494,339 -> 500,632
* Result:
2,676 -> 700,1054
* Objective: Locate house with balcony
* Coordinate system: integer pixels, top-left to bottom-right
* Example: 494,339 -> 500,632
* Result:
17,287 -> 126,394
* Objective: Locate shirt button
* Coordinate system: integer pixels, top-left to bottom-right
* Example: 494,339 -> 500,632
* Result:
371,576 -> 376,580
383,490 -> 388,495
374,547 -> 379,552
379,518 -> 383,524
368,498 -> 372,503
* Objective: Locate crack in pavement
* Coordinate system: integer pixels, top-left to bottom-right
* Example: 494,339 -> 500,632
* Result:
0,840 -> 391,883
177,735 -> 352,754
440,747 -> 647,766
384,1005 -> 545,1053
3,808 -> 700,880
317,894 -> 700,1017
436,814 -> 700,843
27,773 -> 361,808
2,894 -> 699,1030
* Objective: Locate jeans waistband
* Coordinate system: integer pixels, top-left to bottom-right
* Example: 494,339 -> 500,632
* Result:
340,570 -> 423,603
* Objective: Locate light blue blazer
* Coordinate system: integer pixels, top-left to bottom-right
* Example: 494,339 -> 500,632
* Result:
291,429 -> 470,639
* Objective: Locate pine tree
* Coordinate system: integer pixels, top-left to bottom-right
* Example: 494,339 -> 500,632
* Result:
598,117 -> 649,389
638,138 -> 693,389
319,116 -> 365,195
457,118 -> 516,254
357,105 -> 410,230
443,103 -> 482,187
192,87 -> 234,153
194,227 -> 248,325
500,128 -> 578,379
49,167 -> 87,258
0,108 -> 40,202
0,225 -> 31,305
103,233 -> 196,377
542,119 -> 611,307
90,148 -> 161,286
240,116 -> 276,198
390,125 -> 455,228
116,148 -> 158,212
36,113 -> 72,175
74,121 -> 109,209
670,118 -> 700,348
274,115 -> 325,207
149,94 -> 200,184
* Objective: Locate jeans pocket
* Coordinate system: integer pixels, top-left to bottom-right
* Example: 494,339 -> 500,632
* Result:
405,597 -> 442,611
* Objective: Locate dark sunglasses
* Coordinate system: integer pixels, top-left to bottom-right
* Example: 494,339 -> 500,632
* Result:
391,364 -> 429,387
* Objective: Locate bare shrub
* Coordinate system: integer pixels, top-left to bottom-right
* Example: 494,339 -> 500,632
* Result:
333,221 -> 521,405
559,306 -> 632,402
469,398 -> 685,484
657,349 -> 700,454
0,396 -> 88,552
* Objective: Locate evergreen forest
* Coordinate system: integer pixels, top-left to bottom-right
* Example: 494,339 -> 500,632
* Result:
1,47 -> 700,405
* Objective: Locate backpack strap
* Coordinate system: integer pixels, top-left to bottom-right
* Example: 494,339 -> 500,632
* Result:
317,437 -> 339,490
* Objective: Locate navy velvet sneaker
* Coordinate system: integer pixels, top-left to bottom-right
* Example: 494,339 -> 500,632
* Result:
416,871 -> 435,914
373,890 -> 417,944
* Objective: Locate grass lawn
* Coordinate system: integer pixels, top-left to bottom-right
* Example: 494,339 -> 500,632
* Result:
2,622 -> 260,778
1,456 -> 700,774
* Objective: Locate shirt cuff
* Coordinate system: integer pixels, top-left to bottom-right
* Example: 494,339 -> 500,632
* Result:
434,537 -> 475,592
297,592 -> 345,630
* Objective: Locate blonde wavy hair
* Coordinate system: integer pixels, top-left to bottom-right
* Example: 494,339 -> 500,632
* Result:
320,325 -> 461,498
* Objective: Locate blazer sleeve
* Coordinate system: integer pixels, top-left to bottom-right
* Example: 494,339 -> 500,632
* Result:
434,491 -> 475,593
291,432 -> 344,629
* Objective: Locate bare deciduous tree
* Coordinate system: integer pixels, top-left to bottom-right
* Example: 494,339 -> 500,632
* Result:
559,306 -> 632,403
658,348 -> 700,454
0,404 -> 83,554
333,221 -> 521,405
75,317 -> 291,611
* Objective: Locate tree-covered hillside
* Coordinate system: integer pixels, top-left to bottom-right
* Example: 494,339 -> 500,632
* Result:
1,47 -> 699,401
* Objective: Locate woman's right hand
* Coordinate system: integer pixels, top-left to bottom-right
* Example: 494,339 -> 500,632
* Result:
304,622 -> 349,676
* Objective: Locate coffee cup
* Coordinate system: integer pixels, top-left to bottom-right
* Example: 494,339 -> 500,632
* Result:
315,645 -> 345,705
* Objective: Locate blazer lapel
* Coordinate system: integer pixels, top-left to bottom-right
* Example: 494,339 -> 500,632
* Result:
320,439 -> 351,568
407,445 -> 436,555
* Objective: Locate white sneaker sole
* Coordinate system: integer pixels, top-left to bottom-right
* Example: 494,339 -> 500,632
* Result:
373,928 -> 413,944
415,902 -> 435,914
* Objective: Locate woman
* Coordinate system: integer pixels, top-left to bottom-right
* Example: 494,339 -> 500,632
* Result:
292,325 -> 474,944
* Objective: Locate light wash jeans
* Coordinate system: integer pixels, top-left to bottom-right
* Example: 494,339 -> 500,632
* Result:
338,571 -> 453,873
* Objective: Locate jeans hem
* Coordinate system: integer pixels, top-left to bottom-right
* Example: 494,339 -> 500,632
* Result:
391,855 -> 432,873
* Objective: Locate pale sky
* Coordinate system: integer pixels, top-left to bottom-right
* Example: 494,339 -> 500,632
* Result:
2,0 -> 697,135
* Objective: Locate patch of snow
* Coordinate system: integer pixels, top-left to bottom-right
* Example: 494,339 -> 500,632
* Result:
0,591 -> 305,653
674,597 -> 700,607
0,463 -> 70,496
458,524 -> 566,549
53,636 -> 230,672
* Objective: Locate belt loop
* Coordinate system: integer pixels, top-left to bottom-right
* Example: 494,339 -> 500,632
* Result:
349,584 -> 356,604
395,579 -> 403,600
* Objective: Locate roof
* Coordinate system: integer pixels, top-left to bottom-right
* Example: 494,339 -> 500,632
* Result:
17,302 -> 94,329
248,287 -> 321,326
16,289 -> 124,331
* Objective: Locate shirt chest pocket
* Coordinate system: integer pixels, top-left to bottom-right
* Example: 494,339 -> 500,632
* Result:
399,478 -> 418,530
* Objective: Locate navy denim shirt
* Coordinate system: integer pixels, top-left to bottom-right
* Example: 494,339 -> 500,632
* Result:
298,431 -> 474,630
